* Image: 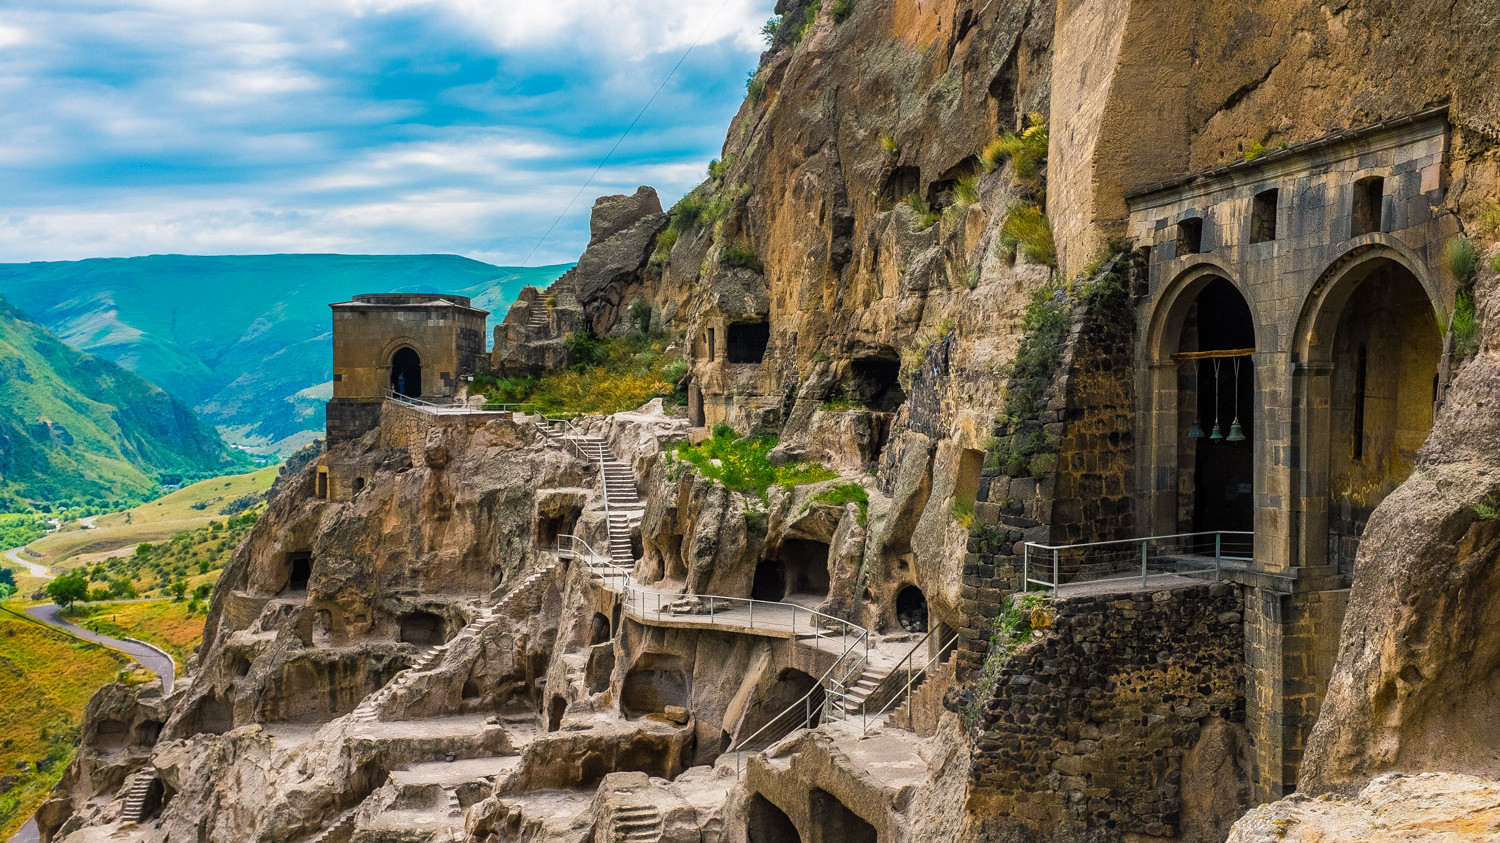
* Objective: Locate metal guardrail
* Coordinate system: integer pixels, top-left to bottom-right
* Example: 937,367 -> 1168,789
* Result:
384,389 -> 507,415
852,628 -> 960,730
726,627 -> 870,769
1023,531 -> 1253,592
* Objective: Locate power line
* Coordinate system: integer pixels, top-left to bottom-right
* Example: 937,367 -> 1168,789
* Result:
519,0 -> 735,267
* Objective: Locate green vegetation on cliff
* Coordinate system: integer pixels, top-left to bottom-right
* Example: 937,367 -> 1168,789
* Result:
671,425 -> 838,502
0,296 -> 251,512
475,332 -> 686,416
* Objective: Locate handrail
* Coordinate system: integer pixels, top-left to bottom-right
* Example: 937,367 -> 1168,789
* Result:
727,626 -> 869,768
861,629 -> 960,730
385,389 -> 505,414
1023,530 -> 1254,592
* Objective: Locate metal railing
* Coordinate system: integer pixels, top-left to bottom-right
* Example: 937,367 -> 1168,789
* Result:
725,627 -> 870,769
1023,531 -> 1253,592
384,389 -> 507,415
851,628 -> 961,730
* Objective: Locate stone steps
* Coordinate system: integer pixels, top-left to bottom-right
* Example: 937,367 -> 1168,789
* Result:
349,561 -> 558,724
307,807 -> 358,843
119,768 -> 157,823
612,805 -> 663,843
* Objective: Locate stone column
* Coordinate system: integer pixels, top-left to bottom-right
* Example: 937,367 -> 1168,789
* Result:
1291,362 -> 1334,571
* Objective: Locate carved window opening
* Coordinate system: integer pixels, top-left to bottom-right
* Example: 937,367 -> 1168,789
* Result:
1177,217 -> 1204,255
1351,177 -> 1385,237
1251,189 -> 1279,243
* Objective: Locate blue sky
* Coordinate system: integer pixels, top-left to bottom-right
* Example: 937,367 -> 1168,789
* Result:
0,0 -> 773,265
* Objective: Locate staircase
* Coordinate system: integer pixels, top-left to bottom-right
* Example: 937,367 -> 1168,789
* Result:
350,560 -> 559,724
835,662 -> 895,718
526,304 -> 550,333
307,807 -> 358,843
611,804 -> 664,843
119,768 -> 158,823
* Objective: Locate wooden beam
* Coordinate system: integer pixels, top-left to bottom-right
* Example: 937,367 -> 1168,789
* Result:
1171,348 -> 1255,361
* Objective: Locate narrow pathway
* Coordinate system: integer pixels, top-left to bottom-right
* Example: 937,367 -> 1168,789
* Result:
23,603 -> 176,693
4,546 -> 53,580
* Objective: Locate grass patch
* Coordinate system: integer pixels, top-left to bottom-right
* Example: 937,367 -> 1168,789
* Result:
998,203 -> 1057,267
1450,290 -> 1479,359
475,332 -> 683,417
808,482 -> 869,524
0,608 -> 127,839
71,600 -> 205,671
1445,235 -> 1480,285
980,114 -> 1048,195
672,425 -> 837,502
77,510 -> 260,600
800,0 -> 822,38
903,193 -> 940,229
1243,141 -> 1267,162
880,133 -> 899,155
899,319 -> 955,389
950,499 -> 976,529
831,0 -> 853,21
963,592 -> 1050,727
718,238 -> 763,271
747,70 -> 767,104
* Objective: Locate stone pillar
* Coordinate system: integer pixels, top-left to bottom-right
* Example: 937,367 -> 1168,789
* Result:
1138,360 -> 1179,536
1291,362 -> 1335,571
1252,349 -> 1294,575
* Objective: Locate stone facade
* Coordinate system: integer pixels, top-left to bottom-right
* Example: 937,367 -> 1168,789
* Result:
326,293 -> 489,443
968,583 -> 1248,842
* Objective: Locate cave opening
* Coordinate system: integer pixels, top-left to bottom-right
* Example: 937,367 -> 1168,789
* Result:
780,539 -> 830,600
548,695 -> 567,732
398,611 -> 445,647
727,322 -> 770,364
588,612 -> 612,646
847,354 -> 906,413
751,559 -> 787,602
748,795 -> 802,843
809,788 -> 877,843
896,585 -> 929,633
620,653 -> 689,718
283,552 -> 312,594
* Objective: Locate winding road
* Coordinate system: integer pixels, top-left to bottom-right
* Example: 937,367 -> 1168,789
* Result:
5,604 -> 176,843
3,546 -> 53,580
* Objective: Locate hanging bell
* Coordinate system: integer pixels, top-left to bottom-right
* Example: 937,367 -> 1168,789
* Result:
1188,418 -> 1206,439
1226,418 -> 1246,443
1209,423 -> 1224,442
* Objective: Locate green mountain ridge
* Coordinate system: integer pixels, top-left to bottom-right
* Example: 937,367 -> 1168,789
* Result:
0,254 -> 569,453
0,296 -> 250,510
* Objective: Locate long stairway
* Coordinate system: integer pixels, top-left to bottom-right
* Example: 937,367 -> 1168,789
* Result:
350,560 -> 559,724
526,304 -> 549,333
119,768 -> 158,823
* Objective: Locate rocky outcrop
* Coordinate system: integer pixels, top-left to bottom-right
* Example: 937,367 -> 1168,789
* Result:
1226,772 -> 1500,842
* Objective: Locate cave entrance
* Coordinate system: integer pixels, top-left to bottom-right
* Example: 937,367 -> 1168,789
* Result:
751,560 -> 786,602
881,165 -> 921,209
189,694 -> 234,736
284,552 -> 312,593
1316,257 -> 1441,576
809,789 -> 877,843
1175,277 -> 1256,536
537,506 -> 581,549
390,346 -> 422,397
620,653 -> 688,718
748,795 -> 802,843
727,322 -> 770,364
398,611 -> 445,647
896,585 -> 928,633
548,695 -> 567,732
779,539 -> 830,601
588,612 -> 612,646
847,354 -> 906,413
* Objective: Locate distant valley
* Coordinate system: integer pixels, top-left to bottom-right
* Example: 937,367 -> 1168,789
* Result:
0,254 -> 569,454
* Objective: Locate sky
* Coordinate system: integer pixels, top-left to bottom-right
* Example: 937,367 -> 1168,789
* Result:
0,0 -> 774,266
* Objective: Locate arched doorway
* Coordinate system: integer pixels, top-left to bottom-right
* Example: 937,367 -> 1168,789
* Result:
748,795 -> 801,843
896,585 -> 928,633
1299,254 -> 1441,576
390,346 -> 421,397
1175,278 -> 1257,534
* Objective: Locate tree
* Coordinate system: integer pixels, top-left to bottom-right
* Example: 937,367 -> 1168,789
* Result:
46,573 -> 89,608
0,583 -> 15,601
0,568 -> 15,589
169,579 -> 189,601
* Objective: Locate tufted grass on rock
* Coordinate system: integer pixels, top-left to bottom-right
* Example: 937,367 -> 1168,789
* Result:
1450,290 -> 1479,359
999,203 -> 1057,267
807,482 -> 869,524
903,193 -> 940,229
1445,235 -> 1480,285
673,426 -> 837,502
981,114 -> 1049,195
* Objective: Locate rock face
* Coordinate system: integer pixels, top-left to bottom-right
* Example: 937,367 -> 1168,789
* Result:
1226,773 -> 1500,842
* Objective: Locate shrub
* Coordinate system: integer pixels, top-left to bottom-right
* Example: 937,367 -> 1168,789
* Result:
999,203 -> 1057,267
963,267 -> 980,289
650,223 -> 681,267
1445,235 -> 1480,285
950,499 -> 976,528
1476,496 -> 1500,521
628,300 -> 653,334
673,428 -> 837,502
761,16 -> 781,45
707,156 -> 731,181
831,0 -> 853,21
800,0 -> 823,38
1450,290 -> 1479,359
747,70 -> 767,104
980,114 -> 1048,194
903,193 -> 940,229
478,333 -> 676,416
567,331 -> 606,371
718,238 -> 763,271
1243,141 -> 1267,162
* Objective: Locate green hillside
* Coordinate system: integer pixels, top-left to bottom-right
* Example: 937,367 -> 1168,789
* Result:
0,255 -> 569,453
0,296 -> 250,511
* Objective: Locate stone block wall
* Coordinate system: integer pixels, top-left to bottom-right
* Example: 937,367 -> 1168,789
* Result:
326,399 -> 383,444
968,583 -> 1247,841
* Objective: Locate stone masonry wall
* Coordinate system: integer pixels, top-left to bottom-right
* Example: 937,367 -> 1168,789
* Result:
967,583 -> 1247,841
955,259 -> 1140,676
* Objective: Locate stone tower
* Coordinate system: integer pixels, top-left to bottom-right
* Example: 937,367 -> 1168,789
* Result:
325,293 -> 489,443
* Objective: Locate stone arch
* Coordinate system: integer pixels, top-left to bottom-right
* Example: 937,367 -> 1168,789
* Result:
377,335 -> 432,397
1146,260 -> 1260,364
748,794 -> 802,843
620,653 -> 689,718
738,668 -> 823,742
1290,244 -> 1444,575
809,788 -> 877,843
